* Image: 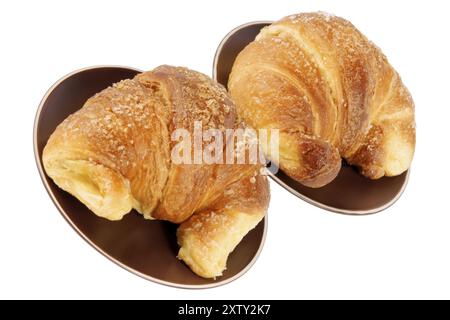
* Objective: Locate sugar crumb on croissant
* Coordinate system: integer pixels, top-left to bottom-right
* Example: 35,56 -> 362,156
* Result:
177,175 -> 270,278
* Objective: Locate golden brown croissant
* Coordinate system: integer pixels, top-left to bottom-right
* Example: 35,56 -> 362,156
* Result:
43,65 -> 270,278
229,12 -> 416,187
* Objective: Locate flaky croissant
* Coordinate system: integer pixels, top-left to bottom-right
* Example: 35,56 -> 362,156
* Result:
43,65 -> 269,278
229,12 -> 416,187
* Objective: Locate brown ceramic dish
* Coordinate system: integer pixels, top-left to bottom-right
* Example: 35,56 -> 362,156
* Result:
213,21 -> 411,215
34,65 -> 267,288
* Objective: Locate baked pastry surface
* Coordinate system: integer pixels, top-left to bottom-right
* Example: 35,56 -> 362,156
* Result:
229,12 -> 415,187
43,65 -> 269,278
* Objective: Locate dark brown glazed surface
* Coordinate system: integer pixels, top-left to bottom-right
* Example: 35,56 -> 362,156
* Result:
34,66 -> 266,287
272,163 -> 408,213
214,22 -> 409,214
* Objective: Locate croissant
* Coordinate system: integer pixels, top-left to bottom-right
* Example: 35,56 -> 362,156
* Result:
228,12 -> 416,187
43,65 -> 270,278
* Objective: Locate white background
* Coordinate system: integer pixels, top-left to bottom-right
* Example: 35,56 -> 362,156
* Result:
0,0 -> 449,299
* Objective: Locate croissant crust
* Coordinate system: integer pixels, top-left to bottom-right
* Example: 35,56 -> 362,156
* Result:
229,12 -> 415,187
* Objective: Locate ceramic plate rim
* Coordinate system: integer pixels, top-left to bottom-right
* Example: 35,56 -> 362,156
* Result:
33,65 -> 269,289
212,21 -> 411,216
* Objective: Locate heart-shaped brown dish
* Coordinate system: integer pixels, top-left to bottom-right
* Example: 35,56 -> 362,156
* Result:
34,66 -> 267,288
213,21 -> 410,215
